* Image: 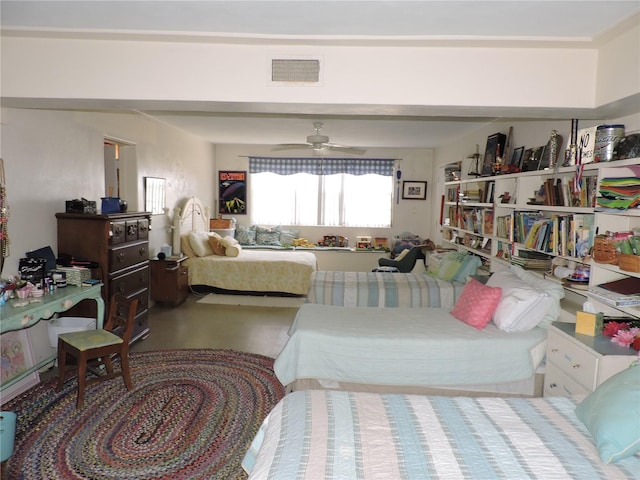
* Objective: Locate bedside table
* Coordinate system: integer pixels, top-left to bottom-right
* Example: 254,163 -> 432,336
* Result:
544,322 -> 637,397
150,256 -> 189,307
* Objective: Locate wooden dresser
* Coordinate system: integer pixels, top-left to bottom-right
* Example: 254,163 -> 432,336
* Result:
56,212 -> 151,343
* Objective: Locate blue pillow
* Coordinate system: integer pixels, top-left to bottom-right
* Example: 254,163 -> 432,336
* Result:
575,363 -> 640,463
453,254 -> 482,283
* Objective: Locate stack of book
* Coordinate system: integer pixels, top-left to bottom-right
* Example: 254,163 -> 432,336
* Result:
588,277 -> 640,307
510,250 -> 552,270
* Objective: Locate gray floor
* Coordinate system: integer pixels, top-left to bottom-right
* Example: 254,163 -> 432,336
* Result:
130,292 -> 298,359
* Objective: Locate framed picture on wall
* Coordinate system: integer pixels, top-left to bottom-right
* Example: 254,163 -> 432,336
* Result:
402,181 -> 427,200
218,171 -> 247,215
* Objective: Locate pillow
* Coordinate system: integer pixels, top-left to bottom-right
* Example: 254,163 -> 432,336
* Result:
256,226 -> 281,246
225,242 -> 242,257
486,265 -> 564,332
453,254 -> 482,283
575,364 -> 640,464
450,278 -> 502,330
437,251 -> 467,281
180,234 -> 196,258
279,228 -> 300,247
207,234 -> 226,256
188,231 -> 214,257
235,225 -> 257,245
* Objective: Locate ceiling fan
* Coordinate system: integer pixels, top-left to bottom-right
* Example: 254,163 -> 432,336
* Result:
273,122 -> 366,155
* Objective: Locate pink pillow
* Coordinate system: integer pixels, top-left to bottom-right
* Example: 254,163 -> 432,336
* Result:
451,278 -> 502,330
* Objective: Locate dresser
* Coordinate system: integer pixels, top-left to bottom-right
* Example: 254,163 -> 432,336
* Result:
150,255 -> 189,307
56,212 -> 151,343
544,322 -> 636,397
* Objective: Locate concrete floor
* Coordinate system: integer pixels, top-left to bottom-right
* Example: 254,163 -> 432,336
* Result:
131,292 -> 298,359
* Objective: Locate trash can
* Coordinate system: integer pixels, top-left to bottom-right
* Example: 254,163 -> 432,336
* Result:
0,411 -> 16,462
47,317 -> 96,348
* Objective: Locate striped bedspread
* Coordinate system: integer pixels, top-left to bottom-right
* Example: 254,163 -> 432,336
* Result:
307,271 -> 464,308
243,390 -> 640,480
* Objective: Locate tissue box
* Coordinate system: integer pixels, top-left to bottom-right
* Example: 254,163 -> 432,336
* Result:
576,311 -> 603,336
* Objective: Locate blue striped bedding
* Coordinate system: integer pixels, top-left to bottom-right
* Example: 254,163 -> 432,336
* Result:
243,390 -> 640,480
307,271 -> 464,308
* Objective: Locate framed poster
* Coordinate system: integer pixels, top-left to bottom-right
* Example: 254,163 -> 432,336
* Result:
481,133 -> 507,176
218,171 -> 247,215
1,330 -> 39,403
402,181 -> 427,200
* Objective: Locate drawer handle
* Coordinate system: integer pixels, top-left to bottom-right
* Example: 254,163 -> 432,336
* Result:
117,252 -> 125,262
139,247 -> 147,256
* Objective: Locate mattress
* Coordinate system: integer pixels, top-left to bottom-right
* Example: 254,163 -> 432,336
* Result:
243,390 -> 640,480
274,304 -> 547,388
186,249 -> 317,295
307,271 -> 464,308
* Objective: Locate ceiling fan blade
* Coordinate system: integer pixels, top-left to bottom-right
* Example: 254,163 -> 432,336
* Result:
272,143 -> 313,151
326,144 -> 367,155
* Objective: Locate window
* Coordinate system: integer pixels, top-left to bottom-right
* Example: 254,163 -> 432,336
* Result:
249,157 -> 394,227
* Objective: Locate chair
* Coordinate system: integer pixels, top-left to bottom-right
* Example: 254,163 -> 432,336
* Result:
56,295 -> 138,408
377,246 -> 427,273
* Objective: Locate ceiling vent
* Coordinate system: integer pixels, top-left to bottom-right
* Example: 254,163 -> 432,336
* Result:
271,59 -> 320,83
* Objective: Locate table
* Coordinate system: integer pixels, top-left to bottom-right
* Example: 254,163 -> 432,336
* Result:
0,284 -> 104,391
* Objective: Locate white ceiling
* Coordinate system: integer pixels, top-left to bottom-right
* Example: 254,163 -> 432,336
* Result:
2,1 -> 639,149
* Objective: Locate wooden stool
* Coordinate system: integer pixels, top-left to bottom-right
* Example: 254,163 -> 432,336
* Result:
56,295 -> 138,408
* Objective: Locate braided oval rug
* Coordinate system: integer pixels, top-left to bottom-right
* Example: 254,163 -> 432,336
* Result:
3,349 -> 285,480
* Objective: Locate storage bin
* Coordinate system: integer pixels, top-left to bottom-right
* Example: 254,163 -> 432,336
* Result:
0,411 -> 16,462
47,316 -> 96,348
211,228 -> 235,238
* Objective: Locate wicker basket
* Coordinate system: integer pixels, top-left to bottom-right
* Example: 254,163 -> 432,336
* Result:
210,218 -> 233,229
618,253 -> 640,273
592,236 -> 618,264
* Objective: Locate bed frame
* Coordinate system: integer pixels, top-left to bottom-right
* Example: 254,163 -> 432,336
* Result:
171,196 -> 210,255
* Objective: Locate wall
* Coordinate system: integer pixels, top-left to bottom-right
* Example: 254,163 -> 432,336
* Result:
214,144 -> 434,245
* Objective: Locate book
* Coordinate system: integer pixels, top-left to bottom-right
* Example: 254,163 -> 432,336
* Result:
598,277 -> 640,296
587,285 -> 640,307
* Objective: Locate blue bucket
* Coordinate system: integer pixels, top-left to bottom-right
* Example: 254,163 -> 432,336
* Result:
0,411 -> 17,462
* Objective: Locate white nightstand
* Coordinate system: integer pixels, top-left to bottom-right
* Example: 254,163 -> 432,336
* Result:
544,322 -> 637,397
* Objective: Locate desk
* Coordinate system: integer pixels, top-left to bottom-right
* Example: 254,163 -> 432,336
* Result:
0,284 -> 104,391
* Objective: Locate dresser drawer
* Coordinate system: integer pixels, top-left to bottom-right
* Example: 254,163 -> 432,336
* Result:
111,221 -> 126,245
544,361 -> 591,397
137,218 -> 150,240
109,264 -> 149,297
547,330 -> 598,391
110,241 -> 148,271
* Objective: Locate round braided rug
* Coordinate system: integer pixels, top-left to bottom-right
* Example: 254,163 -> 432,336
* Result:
3,349 -> 285,480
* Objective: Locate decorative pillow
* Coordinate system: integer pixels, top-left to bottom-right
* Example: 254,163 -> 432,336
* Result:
450,278 -> 502,330
279,228 -> 300,247
207,233 -> 226,256
225,242 -> 242,257
256,226 -> 281,246
188,231 -> 214,257
453,254 -> 482,283
437,251 -> 467,281
575,364 -> 640,464
486,265 -> 564,332
180,234 -> 196,258
235,225 -> 257,245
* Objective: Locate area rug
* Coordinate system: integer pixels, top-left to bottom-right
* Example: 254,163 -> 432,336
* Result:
2,349 -> 285,480
197,293 -> 306,308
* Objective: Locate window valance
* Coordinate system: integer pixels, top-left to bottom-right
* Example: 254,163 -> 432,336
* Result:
249,157 -> 395,176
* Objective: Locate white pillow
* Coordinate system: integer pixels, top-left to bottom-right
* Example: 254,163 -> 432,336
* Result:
188,231 -> 214,257
486,265 -> 564,332
225,242 -> 242,257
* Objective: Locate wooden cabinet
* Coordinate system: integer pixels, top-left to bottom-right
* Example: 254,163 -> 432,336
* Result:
544,322 -> 636,397
56,212 -> 151,343
150,256 -> 189,306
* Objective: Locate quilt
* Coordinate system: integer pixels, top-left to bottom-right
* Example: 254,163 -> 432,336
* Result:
243,390 -> 640,480
306,271 -> 464,308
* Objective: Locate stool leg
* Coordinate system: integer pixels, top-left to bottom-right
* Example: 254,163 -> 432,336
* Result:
120,354 -> 133,391
76,352 -> 88,409
56,339 -> 67,392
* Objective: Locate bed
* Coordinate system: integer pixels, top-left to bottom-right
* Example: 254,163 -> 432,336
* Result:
171,197 -> 317,295
242,372 -> 640,479
274,266 -> 566,396
306,251 -> 480,308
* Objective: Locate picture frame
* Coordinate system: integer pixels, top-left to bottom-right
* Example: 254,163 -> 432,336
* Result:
402,181 -> 427,200
511,146 -> 525,169
481,132 -> 507,176
144,176 -> 166,215
218,170 -> 247,215
1,330 -> 39,403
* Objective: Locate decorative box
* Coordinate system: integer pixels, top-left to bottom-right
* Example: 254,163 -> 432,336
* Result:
65,198 -> 97,214
53,266 -> 91,286
576,311 -> 603,337
356,236 -> 372,250
101,197 -> 121,214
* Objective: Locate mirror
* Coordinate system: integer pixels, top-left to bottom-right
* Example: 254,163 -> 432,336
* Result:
144,177 -> 166,215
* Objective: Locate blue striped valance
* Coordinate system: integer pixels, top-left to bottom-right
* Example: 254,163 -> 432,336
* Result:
249,157 -> 395,176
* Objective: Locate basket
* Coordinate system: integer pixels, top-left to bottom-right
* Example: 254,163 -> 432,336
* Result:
210,218 -> 232,229
592,236 -> 618,264
618,253 -> 640,273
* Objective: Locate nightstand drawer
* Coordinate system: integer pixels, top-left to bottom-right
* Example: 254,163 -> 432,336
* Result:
546,331 -> 598,390
544,361 -> 591,397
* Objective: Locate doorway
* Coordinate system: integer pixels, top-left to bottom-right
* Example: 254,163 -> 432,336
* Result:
104,137 -> 137,211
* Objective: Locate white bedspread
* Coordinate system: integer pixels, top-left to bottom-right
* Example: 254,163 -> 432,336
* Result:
274,304 -> 547,387
186,249 -> 317,295
243,390 -> 640,480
